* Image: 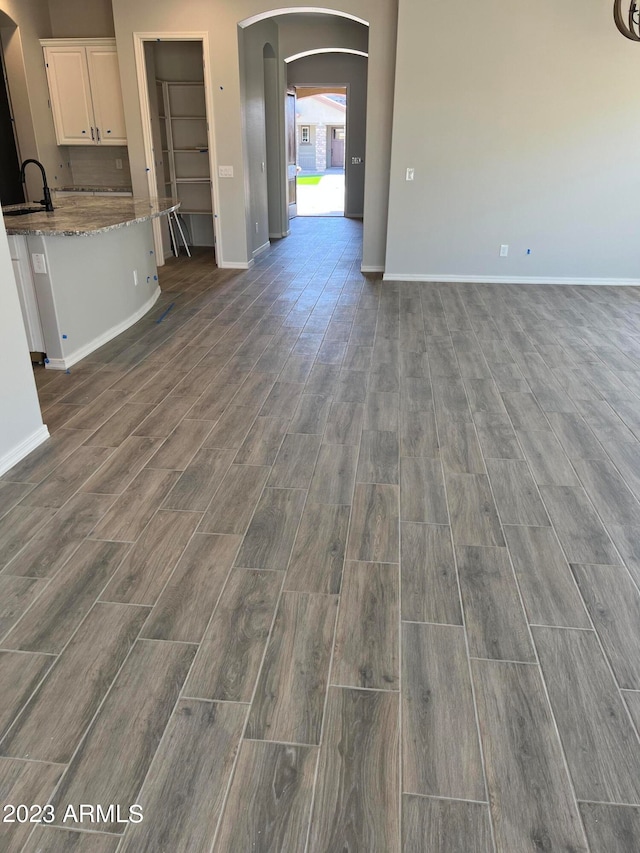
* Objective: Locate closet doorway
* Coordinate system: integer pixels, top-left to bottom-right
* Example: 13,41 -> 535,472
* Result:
134,34 -> 219,264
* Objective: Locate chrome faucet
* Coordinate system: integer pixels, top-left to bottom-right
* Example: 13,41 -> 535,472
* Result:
20,159 -> 54,212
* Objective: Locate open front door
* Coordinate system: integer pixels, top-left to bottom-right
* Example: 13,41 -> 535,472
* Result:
286,90 -> 297,219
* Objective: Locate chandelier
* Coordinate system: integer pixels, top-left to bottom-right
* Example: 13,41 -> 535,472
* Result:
614,0 -> 640,39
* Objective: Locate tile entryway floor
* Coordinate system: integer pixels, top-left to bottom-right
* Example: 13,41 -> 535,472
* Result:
2,217 -> 640,851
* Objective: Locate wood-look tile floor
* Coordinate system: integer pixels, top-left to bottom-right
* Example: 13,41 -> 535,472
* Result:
2,218 -> 640,850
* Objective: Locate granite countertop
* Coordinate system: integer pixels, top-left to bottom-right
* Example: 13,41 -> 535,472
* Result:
3,196 -> 180,237
56,186 -> 133,193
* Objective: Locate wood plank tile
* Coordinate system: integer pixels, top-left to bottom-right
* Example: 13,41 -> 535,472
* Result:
502,391 -> 550,431
464,377 -> 506,414
572,458 -> 640,527
246,591 -> 338,744
533,625 -> 640,803
485,458 -> 550,526
572,563 -> 640,689
140,533 -> 241,643
364,392 -> 399,431
3,493 -> 115,578
432,377 -> 472,423
356,430 -> 399,485
307,444 -> 358,505
440,421 -> 485,474
2,541 -> 129,653
184,568 -> 281,702
0,483 -> 33,519
99,509 -> 200,605
446,473 -> 505,548
1,603 -> 148,764
20,446 -> 112,508
198,464 -> 269,535
90,469 -> 180,542
403,623 -> 485,800
185,380 -> 239,421
516,429 -> 580,486
288,395 -> 332,434
607,523 -> 640,587
22,828 -> 120,852
457,544 -> 535,661
308,687 -> 399,853
286,504 -> 350,594
538,484 -> 620,565
400,457 -> 448,524
145,419 -> 213,470
201,405 -> 255,450
503,525 -> 590,628
267,433 -> 321,488
402,377 -> 433,412
402,795 -> 493,853
547,411 -> 606,460
162,447 -> 234,511
215,740 -> 316,853
235,487 -> 306,570
401,523 -> 462,625
346,483 -> 399,564
259,381 -> 305,418
400,410 -> 439,457
333,561 -> 398,690
473,411 -> 523,460
0,758 -> 64,853
0,576 -> 47,638
0,651 -> 54,739
335,370 -> 368,403
472,658 -> 588,852
83,403 -> 155,447
80,435 -> 163,494
324,401 -> 364,445
49,639 -> 196,832
117,700 -> 245,853
234,417 -> 290,465
132,395 -> 196,437
579,803 -> 640,853
1,428 -> 91,485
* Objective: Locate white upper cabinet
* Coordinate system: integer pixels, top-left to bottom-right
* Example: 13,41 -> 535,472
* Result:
41,39 -> 127,146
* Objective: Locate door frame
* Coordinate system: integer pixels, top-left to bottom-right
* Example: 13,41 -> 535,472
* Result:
133,32 -> 221,265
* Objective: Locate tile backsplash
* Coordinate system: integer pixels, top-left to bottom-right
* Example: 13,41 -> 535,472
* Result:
66,145 -> 132,188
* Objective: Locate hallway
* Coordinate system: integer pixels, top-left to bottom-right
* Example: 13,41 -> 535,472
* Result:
2,217 -> 640,850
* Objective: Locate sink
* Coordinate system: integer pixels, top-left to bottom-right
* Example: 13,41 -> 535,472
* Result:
4,208 -> 46,217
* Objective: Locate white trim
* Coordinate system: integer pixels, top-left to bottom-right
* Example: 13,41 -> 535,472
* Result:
285,48 -> 368,63
238,8 -> 368,28
40,38 -> 116,47
0,425 -> 50,478
133,32 -> 223,265
45,287 -> 161,371
218,259 -> 255,270
252,240 -> 270,259
382,273 -> 640,286
361,265 -> 384,273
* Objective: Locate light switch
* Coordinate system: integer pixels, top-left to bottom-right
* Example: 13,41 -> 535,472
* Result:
218,165 -> 234,178
406,168 -> 415,181
31,253 -> 47,274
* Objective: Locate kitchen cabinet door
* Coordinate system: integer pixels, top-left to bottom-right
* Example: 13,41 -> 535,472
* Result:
86,46 -> 127,145
43,47 -> 95,146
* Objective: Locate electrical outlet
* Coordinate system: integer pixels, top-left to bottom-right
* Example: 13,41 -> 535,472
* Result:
500,244 -> 509,257
218,165 -> 234,178
115,158 -> 123,170
133,269 -> 138,286
406,167 -> 415,181
261,161 -> 265,172
255,222 -> 259,233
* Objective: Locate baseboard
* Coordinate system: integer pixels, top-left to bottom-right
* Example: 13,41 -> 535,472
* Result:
361,265 -> 384,274
218,259 -> 255,270
0,425 -> 50,477
45,288 -> 161,371
252,240 -> 270,259
382,273 -> 640,286
269,232 -> 289,240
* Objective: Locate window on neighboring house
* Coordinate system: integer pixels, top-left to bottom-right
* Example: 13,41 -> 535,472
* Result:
301,125 -> 310,144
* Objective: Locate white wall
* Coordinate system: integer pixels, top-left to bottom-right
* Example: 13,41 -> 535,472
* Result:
0,220 -> 47,476
385,0 -> 640,283
110,0 -> 397,270
288,53 -> 367,217
48,0 -> 114,38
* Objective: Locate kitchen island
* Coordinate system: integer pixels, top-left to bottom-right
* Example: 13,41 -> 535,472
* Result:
5,195 -> 179,369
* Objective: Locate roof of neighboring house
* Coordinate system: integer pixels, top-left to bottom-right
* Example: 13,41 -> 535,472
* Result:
296,94 -> 346,125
